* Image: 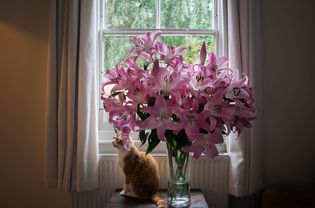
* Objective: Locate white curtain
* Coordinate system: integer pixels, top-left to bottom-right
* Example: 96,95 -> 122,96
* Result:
45,0 -> 99,192
218,0 -> 263,196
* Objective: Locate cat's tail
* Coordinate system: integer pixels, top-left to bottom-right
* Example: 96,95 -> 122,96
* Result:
151,193 -> 165,208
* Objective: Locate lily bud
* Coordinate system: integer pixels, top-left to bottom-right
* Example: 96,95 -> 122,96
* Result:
199,41 -> 207,65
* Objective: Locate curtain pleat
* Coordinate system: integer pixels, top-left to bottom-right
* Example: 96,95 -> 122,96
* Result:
45,0 -> 99,192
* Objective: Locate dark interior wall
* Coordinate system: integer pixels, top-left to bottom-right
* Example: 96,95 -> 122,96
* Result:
0,0 -> 70,207
230,0 -> 315,207
261,0 -> 315,187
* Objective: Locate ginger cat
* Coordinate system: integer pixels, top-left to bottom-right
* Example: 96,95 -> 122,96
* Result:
112,134 -> 165,208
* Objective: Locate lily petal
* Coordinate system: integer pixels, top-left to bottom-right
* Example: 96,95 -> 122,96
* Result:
157,124 -> 166,141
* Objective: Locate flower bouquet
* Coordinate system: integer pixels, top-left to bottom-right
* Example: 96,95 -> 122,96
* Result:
101,31 -> 255,207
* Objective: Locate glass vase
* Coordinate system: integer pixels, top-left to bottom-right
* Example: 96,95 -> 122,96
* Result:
166,142 -> 191,208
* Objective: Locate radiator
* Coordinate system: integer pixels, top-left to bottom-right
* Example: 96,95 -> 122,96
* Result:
72,154 -> 229,208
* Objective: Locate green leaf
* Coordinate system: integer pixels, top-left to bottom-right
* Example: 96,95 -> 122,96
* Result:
165,129 -> 191,157
165,130 -> 177,157
199,128 -> 208,134
165,130 -> 176,148
139,130 -> 149,146
143,62 -> 151,70
174,129 -> 191,150
145,129 -> 160,155
111,91 -> 122,96
197,104 -> 204,113
171,114 -> 180,122
222,124 -> 228,135
147,96 -> 156,107
137,104 -> 149,121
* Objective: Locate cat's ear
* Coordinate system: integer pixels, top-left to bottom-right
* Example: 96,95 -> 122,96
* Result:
117,138 -> 123,145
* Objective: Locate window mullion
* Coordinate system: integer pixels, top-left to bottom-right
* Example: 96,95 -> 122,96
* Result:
98,0 -> 106,131
156,0 -> 161,29
213,0 -> 218,31
213,0 -> 218,54
102,0 -> 106,29
103,29 -> 216,36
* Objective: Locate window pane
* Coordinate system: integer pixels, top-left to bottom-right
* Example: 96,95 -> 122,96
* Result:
103,36 -> 133,70
161,35 -> 215,64
105,0 -> 156,29
161,0 -> 213,29
104,35 -> 215,70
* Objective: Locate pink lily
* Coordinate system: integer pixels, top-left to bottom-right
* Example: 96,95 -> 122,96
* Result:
182,129 -> 223,159
225,76 -> 250,101
170,88 -> 193,109
178,100 -> 211,141
189,65 -> 219,93
234,115 -> 256,134
125,57 -> 145,78
121,130 -> 132,150
156,42 -> 187,64
126,79 -> 149,103
204,90 -> 235,131
152,62 -> 189,96
231,97 -> 256,134
103,65 -> 131,93
102,67 -> 121,86
207,52 -> 229,70
130,31 -> 162,60
109,109 -> 136,131
101,96 -> 125,112
203,52 -> 229,79
108,99 -> 138,132
139,96 -> 182,141
104,64 -> 146,99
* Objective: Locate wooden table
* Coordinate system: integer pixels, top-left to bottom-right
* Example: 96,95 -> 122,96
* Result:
106,189 -> 209,208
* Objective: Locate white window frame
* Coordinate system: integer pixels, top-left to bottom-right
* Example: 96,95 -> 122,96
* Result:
98,0 -> 222,155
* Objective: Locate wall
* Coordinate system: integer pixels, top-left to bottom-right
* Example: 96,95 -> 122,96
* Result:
262,0 -> 315,186
0,0 -> 70,208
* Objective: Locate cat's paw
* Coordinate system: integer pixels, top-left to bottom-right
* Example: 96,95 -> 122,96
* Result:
120,190 -> 126,196
124,191 -> 138,198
